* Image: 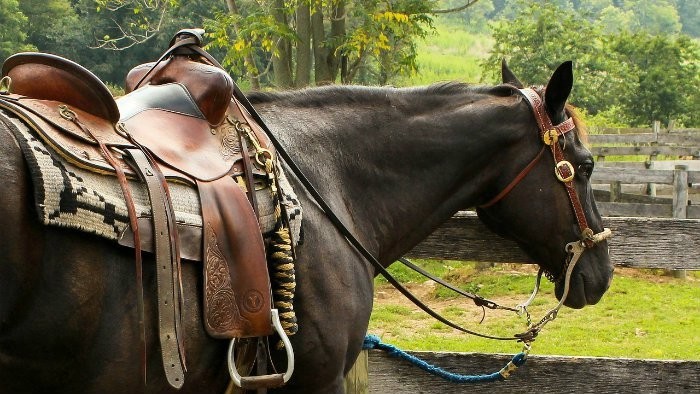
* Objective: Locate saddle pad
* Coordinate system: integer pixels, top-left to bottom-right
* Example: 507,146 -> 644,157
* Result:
2,109 -> 301,254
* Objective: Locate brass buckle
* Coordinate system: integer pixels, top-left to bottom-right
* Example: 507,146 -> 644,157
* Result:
542,129 -> 558,146
554,160 -> 575,182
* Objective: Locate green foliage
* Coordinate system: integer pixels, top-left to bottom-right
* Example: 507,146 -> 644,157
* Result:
625,0 -> 681,35
0,0 -> 36,60
19,0 -> 77,51
678,0 -> 700,37
342,6 -> 434,85
437,0 -> 496,34
204,0 -> 435,86
482,1 -> 700,127
205,9 -> 295,81
482,1 -> 617,114
393,24 -> 493,86
611,32 -> 700,127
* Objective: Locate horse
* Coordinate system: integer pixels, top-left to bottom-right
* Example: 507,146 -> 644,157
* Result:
0,60 -> 612,393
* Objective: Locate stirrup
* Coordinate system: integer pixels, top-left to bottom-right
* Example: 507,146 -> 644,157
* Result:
227,309 -> 295,389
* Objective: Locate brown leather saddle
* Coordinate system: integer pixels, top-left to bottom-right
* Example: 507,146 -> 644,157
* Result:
0,29 -> 292,390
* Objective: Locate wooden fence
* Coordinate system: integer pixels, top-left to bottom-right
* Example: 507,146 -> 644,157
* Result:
589,122 -> 700,219
344,123 -> 700,393
345,211 -> 700,393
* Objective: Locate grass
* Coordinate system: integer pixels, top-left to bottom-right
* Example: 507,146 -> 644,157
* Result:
394,22 -> 494,86
369,260 -> 700,360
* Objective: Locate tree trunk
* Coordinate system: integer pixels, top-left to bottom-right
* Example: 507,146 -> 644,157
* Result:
295,2 -> 311,87
271,0 -> 293,88
329,1 -> 346,82
311,1 -> 333,84
225,0 -> 260,90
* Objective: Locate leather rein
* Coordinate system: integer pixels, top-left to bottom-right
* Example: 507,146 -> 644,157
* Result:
233,84 -> 611,344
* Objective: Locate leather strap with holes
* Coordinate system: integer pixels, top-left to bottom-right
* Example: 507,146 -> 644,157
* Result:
519,88 -> 593,246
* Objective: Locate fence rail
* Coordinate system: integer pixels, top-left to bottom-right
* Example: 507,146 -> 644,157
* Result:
587,122 -> 699,220
408,211 -> 700,270
348,351 -> 700,393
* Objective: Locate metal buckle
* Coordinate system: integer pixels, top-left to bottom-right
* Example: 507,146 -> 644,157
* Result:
554,160 -> 575,182
542,129 -> 558,146
227,309 -> 295,388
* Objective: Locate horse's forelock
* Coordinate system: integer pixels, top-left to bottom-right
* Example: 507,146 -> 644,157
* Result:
565,104 -> 588,145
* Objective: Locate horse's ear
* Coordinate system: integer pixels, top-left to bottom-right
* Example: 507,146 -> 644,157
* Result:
544,61 -> 573,117
501,59 -> 524,88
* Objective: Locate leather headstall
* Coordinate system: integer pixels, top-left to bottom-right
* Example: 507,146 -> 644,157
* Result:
480,87 -> 594,248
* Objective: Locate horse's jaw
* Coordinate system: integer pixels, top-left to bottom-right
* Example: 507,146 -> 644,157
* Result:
554,255 -> 614,309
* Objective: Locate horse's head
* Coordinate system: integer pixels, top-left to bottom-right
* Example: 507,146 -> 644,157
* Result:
476,60 -> 613,309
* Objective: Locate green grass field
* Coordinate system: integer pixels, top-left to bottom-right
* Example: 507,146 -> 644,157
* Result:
394,23 -> 494,86
369,261 -> 700,360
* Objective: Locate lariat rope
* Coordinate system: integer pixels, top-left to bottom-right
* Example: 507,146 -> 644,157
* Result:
362,335 -> 529,382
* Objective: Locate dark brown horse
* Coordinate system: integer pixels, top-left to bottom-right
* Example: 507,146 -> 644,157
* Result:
0,61 -> 612,393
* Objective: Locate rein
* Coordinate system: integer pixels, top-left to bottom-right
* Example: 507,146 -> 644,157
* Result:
232,84 -> 611,345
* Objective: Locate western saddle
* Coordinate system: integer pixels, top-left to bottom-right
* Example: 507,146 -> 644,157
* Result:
0,29 -> 293,390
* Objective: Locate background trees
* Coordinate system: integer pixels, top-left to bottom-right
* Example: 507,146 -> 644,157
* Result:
0,0 -> 35,59
0,0 -> 698,126
482,1 -> 700,127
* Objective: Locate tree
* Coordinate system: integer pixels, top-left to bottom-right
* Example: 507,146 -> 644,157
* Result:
0,0 -> 35,61
17,0 -> 97,71
482,1 -> 618,114
66,0 -> 227,85
624,0 -> 681,35
205,0 -> 437,87
483,1 -> 700,127
610,32 -> 699,126
677,0 -> 700,37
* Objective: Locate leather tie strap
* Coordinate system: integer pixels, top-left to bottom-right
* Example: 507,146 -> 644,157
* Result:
124,148 -> 186,388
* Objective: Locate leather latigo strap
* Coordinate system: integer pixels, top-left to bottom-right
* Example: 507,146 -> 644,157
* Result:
197,177 -> 273,338
518,88 -> 592,244
124,148 -> 185,389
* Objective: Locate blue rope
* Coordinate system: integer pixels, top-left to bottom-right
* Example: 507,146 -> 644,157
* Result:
363,334 -> 528,383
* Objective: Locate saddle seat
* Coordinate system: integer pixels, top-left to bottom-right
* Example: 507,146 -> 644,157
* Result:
1,51 -> 252,182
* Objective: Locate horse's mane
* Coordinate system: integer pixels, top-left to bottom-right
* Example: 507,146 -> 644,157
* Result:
247,82 -> 515,107
247,82 -> 586,142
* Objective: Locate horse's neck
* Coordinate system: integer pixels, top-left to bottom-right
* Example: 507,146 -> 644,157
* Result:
255,86 -> 521,264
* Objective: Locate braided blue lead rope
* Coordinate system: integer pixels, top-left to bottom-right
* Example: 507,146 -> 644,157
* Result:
363,334 -> 528,383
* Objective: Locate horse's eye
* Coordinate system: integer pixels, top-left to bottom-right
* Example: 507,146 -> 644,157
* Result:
578,160 -> 594,179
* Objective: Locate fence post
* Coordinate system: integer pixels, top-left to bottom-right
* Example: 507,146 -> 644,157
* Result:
646,121 -> 661,196
345,350 -> 369,394
610,181 -> 622,202
671,164 -> 689,279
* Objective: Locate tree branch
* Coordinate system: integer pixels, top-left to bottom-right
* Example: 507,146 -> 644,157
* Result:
430,0 -> 480,14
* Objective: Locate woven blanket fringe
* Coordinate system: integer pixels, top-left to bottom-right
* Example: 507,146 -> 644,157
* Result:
362,334 -> 527,383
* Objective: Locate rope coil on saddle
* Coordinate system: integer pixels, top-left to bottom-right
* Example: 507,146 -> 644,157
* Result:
267,227 -> 299,340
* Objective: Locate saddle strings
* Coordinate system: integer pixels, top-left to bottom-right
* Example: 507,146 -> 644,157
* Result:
58,105 -> 149,382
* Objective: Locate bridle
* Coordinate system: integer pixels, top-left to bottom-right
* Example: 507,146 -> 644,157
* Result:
481,87 -> 594,244
232,82 -> 611,346
477,87 -> 612,337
